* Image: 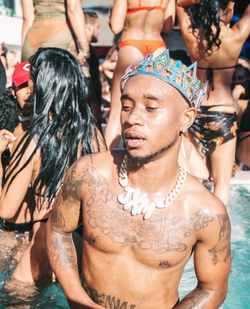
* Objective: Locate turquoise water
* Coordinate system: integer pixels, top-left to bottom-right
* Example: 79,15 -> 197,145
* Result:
0,184 -> 249,308
179,184 -> 250,309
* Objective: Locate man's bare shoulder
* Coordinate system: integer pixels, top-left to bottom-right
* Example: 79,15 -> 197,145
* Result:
183,173 -> 227,214
66,149 -> 126,187
72,149 -> 125,171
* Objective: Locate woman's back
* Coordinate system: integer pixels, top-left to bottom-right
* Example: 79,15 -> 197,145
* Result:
125,0 -> 167,35
34,0 -> 66,20
111,0 -> 174,39
177,2 -> 250,105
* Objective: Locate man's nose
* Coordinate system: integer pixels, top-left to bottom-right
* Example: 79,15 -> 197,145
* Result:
126,107 -> 144,126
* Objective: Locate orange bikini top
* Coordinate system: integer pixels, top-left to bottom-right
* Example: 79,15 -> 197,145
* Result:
126,0 -> 165,15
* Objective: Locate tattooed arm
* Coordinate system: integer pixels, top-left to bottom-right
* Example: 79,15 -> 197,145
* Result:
45,158 -> 105,309
176,200 -> 231,309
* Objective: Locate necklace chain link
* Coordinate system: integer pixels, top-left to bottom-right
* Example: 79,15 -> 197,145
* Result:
118,154 -> 186,219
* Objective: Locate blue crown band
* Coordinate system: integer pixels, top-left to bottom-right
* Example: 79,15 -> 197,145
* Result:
120,50 -> 208,108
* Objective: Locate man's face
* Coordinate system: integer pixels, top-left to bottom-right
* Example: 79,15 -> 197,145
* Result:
12,82 -> 33,111
121,74 -> 188,164
91,18 -> 100,43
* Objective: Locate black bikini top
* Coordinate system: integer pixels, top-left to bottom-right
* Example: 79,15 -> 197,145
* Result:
197,65 -> 236,98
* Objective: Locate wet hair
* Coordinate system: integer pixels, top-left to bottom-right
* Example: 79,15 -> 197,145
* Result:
4,47 -> 100,207
190,0 -> 234,53
0,88 -> 20,132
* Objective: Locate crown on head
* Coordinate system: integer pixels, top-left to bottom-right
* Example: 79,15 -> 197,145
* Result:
120,50 -> 208,108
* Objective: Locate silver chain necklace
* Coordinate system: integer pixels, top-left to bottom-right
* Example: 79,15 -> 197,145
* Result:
118,154 -> 186,220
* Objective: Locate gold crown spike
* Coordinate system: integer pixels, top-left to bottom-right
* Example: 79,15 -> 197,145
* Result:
120,50 -> 208,108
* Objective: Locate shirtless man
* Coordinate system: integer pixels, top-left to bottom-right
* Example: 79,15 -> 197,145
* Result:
46,51 -> 231,309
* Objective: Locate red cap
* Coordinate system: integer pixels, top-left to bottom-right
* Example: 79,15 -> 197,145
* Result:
12,61 -> 30,87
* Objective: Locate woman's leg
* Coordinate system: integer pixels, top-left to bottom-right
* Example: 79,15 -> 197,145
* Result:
104,46 -> 144,149
210,138 -> 236,205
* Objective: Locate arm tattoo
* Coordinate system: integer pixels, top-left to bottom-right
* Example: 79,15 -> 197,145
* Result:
61,161 -> 85,207
51,206 -> 65,230
177,288 -> 211,308
208,213 -> 231,265
47,232 -> 78,271
84,286 -> 136,309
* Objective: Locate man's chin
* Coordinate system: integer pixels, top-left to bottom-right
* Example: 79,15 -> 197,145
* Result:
126,144 -> 174,167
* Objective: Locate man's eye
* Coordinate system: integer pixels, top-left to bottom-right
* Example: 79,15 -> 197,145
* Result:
122,105 -> 132,111
146,107 -> 157,112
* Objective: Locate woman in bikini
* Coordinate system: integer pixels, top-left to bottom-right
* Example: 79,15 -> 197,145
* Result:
21,0 -> 89,65
0,48 -> 107,282
105,0 -> 176,149
177,0 -> 250,205
0,62 -> 34,233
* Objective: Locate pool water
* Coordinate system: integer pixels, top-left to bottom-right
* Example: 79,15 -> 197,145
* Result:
179,184 -> 250,309
0,185 -> 249,309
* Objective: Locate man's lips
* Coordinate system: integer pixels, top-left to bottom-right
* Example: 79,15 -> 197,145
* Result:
124,131 -> 145,148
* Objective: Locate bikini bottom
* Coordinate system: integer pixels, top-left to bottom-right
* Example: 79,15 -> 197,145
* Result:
0,217 -> 33,233
118,39 -> 166,56
235,157 -> 250,171
190,106 -> 238,156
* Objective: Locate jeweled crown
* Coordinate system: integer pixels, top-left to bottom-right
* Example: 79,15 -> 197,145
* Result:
120,50 -> 208,108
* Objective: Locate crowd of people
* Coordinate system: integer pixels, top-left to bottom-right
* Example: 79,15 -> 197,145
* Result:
0,0 -> 249,308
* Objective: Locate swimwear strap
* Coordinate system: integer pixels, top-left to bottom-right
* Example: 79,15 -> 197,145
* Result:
197,66 -> 236,98
197,66 -> 236,70
33,218 -> 49,225
238,134 -> 250,143
127,6 -> 165,14
0,218 -> 33,233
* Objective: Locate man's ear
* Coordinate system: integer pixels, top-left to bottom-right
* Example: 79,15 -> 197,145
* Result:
11,86 -> 16,98
86,23 -> 93,34
181,107 -> 197,131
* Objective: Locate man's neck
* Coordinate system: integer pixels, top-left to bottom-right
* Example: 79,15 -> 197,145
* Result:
126,153 -> 181,196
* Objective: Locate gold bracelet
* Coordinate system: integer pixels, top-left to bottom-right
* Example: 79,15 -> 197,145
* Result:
78,39 -> 88,43
78,49 -> 91,62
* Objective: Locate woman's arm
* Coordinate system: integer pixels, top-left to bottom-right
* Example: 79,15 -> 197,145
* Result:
66,0 -> 89,63
232,4 -> 250,42
0,134 -> 36,220
21,0 -> 35,48
109,0 -> 127,35
177,0 -> 200,7
176,0 -> 195,33
162,0 -> 176,34
0,130 -> 16,195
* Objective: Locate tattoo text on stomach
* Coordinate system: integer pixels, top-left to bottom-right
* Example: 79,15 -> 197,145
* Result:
84,286 -> 136,309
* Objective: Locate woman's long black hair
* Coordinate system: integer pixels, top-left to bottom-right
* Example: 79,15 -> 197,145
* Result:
4,47 -> 100,207
190,0 -> 233,53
